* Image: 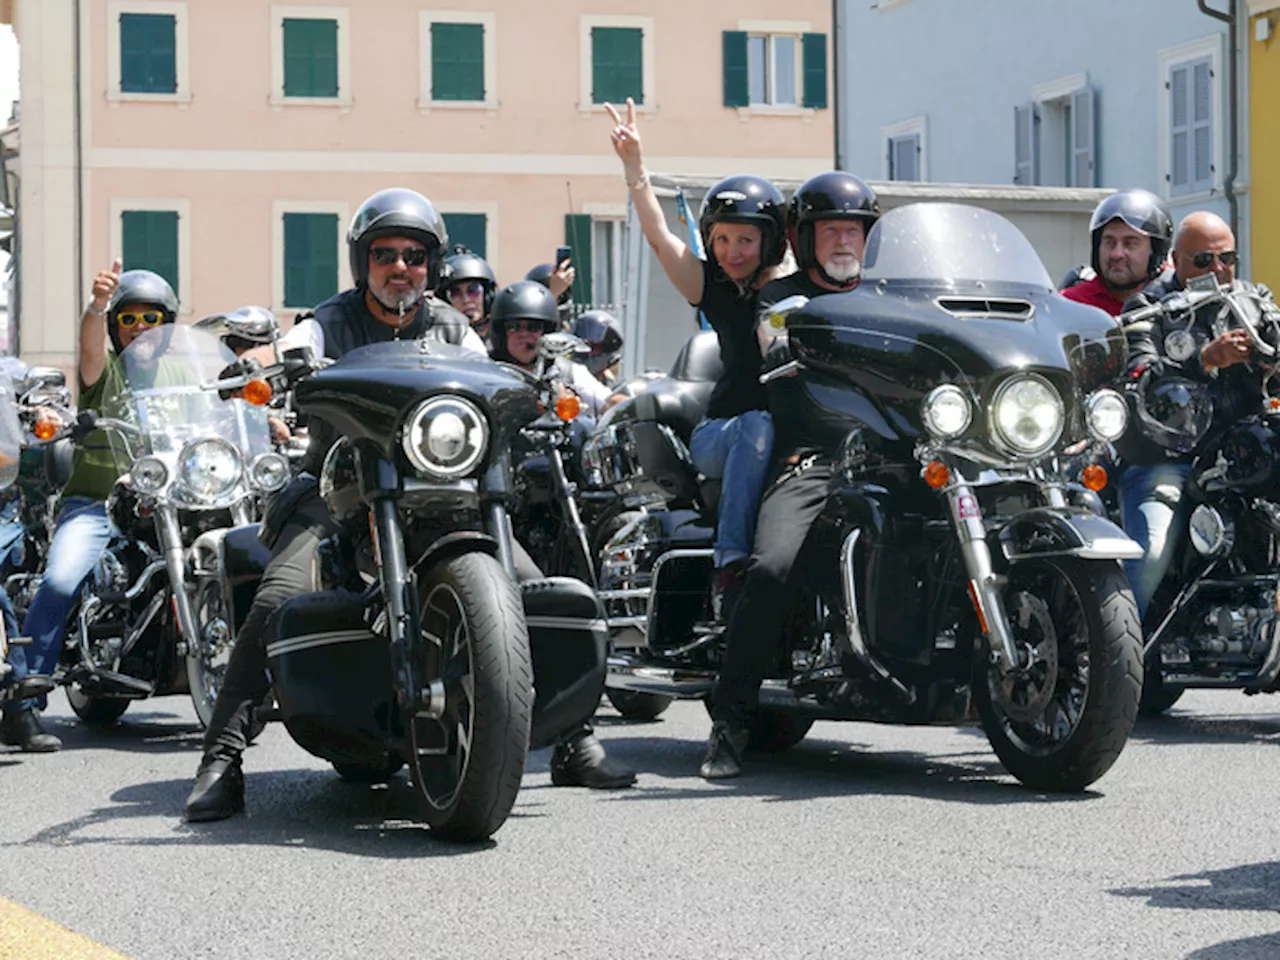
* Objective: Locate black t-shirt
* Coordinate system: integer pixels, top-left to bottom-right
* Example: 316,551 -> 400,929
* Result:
758,270 -> 831,311
695,260 -> 768,420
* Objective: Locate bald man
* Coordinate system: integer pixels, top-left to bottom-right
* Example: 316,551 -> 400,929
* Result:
1114,211 -> 1274,619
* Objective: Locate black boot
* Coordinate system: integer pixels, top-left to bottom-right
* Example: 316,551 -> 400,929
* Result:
185,753 -> 245,822
1,709 -> 62,753
550,726 -> 636,789
700,720 -> 748,779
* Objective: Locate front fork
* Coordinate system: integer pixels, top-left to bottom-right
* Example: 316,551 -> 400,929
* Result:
157,505 -> 199,651
370,496 -> 423,714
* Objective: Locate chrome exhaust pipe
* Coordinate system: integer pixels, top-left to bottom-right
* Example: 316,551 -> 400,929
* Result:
606,654 -> 716,697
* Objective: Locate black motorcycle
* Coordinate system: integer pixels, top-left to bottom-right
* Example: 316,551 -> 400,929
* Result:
1118,280 -> 1280,714
588,203 -> 1145,791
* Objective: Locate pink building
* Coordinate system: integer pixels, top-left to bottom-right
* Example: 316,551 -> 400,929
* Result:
7,0 -> 833,374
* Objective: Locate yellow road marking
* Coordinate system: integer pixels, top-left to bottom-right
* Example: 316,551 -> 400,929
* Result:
0,897 -> 130,959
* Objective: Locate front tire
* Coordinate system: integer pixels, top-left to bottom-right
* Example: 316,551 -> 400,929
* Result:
747,708 -> 813,753
66,685 -> 131,725
407,551 -> 533,842
186,581 -> 231,730
977,558 -> 1141,792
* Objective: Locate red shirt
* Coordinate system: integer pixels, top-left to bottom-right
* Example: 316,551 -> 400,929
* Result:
1060,275 -> 1128,317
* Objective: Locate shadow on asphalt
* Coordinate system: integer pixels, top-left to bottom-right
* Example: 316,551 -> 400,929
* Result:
31,708 -> 205,754
1111,861 -> 1280,913
1184,932 -> 1280,959
1129,710 -> 1280,748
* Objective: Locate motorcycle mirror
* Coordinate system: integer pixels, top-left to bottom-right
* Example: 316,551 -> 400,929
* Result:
222,305 -> 280,343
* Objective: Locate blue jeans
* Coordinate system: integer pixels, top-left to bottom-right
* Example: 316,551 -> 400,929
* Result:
689,411 -> 774,568
3,497 -> 113,716
1118,462 -> 1192,621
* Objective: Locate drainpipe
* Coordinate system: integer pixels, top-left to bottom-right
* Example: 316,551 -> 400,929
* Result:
832,0 -> 843,169
1198,0 -> 1239,240
74,0 -> 84,322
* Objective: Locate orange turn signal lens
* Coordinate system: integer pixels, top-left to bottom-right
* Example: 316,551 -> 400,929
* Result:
555,393 -> 581,422
243,379 -> 272,407
1082,463 -> 1108,492
924,460 -> 950,489
33,420 -> 58,441
1269,397 -> 1280,412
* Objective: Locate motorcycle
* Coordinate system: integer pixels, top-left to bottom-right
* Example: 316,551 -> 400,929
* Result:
57,324 -> 288,727
1117,279 -> 1280,714
588,203 -> 1145,791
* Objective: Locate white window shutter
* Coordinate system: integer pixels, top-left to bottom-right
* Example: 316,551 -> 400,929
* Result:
1014,102 -> 1037,185
1070,86 -> 1096,188
1169,64 -> 1190,194
1192,58 -> 1213,192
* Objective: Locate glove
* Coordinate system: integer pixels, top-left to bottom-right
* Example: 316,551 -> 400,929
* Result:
217,357 -> 263,401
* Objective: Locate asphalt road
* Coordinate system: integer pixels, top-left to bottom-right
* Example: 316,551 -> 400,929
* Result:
2,689 -> 1279,960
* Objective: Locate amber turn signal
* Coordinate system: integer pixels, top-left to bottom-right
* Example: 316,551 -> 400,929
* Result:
243,379 -> 273,407
1082,463 -> 1108,491
1269,397 -> 1280,412
924,460 -> 950,489
555,393 -> 581,422
33,420 -> 58,441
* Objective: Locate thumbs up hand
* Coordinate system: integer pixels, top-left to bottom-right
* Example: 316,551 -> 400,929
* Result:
90,258 -> 123,313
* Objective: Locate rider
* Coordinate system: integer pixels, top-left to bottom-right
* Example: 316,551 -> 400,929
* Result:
571,310 -> 625,387
193,306 -> 278,358
1060,189 -> 1173,317
1,263 -> 178,753
438,249 -> 498,343
699,175 -> 881,780
1116,211 -> 1272,618
525,260 -> 576,330
605,96 -> 786,622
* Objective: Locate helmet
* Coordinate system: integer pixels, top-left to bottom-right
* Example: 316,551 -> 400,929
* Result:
194,305 -> 277,354
572,309 -> 624,378
698,175 -> 787,272
524,263 -> 572,306
1058,264 -> 1097,292
1131,373 -> 1213,455
347,188 -> 449,291
440,251 -> 497,314
787,171 -> 880,279
1089,189 -> 1173,279
107,270 -> 178,353
489,280 -> 560,363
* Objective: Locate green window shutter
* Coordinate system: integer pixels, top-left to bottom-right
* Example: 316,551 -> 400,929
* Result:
442,213 -> 487,259
592,27 -> 643,105
120,13 -> 176,94
564,214 -> 593,306
722,31 -> 748,108
283,213 -> 339,308
283,18 -> 338,98
801,33 -> 827,109
432,22 -> 485,101
121,210 -> 179,297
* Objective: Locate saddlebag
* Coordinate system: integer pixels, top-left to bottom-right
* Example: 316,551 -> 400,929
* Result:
523,577 -> 608,750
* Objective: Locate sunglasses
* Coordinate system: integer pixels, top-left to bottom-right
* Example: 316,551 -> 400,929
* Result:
1191,250 -> 1238,269
115,310 -> 166,329
507,319 -> 546,334
448,281 -> 487,298
369,246 -> 429,267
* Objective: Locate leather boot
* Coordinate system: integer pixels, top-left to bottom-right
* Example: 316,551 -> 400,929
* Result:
1,709 -> 62,753
185,754 -> 245,822
550,726 -> 636,789
700,720 -> 749,779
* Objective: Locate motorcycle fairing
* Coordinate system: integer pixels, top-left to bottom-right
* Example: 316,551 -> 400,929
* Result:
996,507 -> 1143,563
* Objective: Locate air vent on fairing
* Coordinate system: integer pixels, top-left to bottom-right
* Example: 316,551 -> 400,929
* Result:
935,297 -> 1035,321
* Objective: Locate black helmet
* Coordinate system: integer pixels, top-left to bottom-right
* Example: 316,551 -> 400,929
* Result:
1058,264 -> 1097,292
572,309 -> 624,377
440,251 -> 498,314
787,171 -> 880,276
107,270 -> 178,353
1089,189 -> 1173,279
489,280 -> 560,363
524,263 -> 572,306
347,188 -> 449,290
1132,373 -> 1213,455
698,175 -> 787,272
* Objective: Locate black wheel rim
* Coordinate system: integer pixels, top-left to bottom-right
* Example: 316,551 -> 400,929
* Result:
410,582 -> 475,812
989,563 -> 1091,756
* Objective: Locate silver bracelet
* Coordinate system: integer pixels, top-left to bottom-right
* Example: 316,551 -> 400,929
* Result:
624,170 -> 650,189
85,302 -> 107,317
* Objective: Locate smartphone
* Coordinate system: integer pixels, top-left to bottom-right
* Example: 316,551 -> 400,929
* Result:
555,246 -> 572,268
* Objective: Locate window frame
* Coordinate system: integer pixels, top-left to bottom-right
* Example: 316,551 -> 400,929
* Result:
1157,35 -> 1222,202
110,197 -> 191,314
269,5 -> 352,108
271,200 -> 350,312
418,10 -> 497,112
734,19 -> 815,117
880,116 -> 928,181
1028,73 -> 1095,188
578,14 -> 655,115
106,0 -> 191,105
436,201 -> 499,272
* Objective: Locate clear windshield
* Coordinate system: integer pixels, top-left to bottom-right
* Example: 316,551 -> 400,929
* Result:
0,373 -> 21,488
861,203 -> 1055,290
102,325 -> 272,473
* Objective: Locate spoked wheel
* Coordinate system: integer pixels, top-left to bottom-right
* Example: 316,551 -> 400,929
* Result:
976,558 -> 1142,792
408,552 -> 533,842
67,685 -> 131,725
186,581 -> 231,730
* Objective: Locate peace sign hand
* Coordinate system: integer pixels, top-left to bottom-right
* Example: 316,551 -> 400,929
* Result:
604,98 -> 643,174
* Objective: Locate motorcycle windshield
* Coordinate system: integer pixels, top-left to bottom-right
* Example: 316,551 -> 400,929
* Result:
861,203 -> 1055,291
0,372 -> 22,488
105,325 -> 273,480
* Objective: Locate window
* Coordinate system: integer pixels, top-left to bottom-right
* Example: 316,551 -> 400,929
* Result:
270,6 -> 351,106
121,210 -> 179,296
283,213 -> 339,308
1014,75 -> 1096,187
1158,37 -> 1220,199
431,22 -> 484,102
107,2 -> 190,102
579,15 -> 654,112
882,117 -> 927,181
722,28 -> 827,110
443,213 -> 487,259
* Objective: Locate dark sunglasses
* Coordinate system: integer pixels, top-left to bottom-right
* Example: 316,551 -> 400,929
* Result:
115,310 -> 165,328
369,246 -> 429,267
1191,250 -> 1238,269
507,319 -> 546,334
448,281 -> 487,298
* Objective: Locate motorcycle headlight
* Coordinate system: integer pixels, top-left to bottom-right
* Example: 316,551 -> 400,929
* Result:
249,452 -> 290,493
1085,389 -> 1128,443
131,456 -> 169,495
179,438 -> 243,502
921,384 -> 973,439
990,374 -> 1064,457
402,395 -> 489,480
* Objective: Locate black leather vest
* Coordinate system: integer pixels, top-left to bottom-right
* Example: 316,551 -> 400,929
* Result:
309,288 -> 469,359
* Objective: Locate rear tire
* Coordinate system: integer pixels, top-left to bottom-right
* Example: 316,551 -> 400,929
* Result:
66,686 -> 131,725
605,688 -> 673,722
1139,648 -> 1184,716
333,759 -> 405,784
747,708 -> 813,753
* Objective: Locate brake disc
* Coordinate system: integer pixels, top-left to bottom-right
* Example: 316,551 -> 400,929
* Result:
990,590 -> 1059,724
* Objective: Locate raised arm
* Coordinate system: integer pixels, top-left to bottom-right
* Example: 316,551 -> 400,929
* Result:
606,98 -> 704,304
78,258 -> 122,389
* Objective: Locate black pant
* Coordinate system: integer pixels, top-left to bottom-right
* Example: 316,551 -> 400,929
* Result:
710,461 -> 833,726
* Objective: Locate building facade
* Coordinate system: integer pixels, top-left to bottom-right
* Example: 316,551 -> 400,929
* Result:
8,0 -> 834,373
1249,0 -> 1279,288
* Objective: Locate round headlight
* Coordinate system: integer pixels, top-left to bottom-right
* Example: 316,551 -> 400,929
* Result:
131,456 -> 169,495
402,396 -> 488,479
179,438 -> 242,502
250,453 -> 290,493
1085,389 -> 1128,443
921,384 -> 973,439
990,374 -> 1064,457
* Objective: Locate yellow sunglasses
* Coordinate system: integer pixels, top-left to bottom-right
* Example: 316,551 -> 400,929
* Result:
115,310 -> 166,329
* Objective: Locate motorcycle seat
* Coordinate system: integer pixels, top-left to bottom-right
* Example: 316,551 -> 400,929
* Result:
669,330 -> 724,384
